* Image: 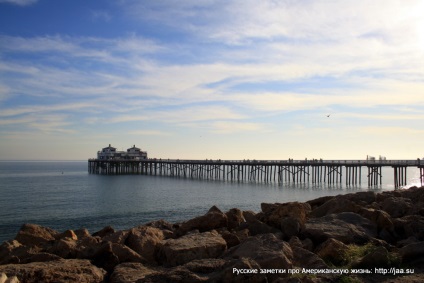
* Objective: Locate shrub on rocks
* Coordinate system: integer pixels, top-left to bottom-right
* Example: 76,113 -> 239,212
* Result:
316,238 -> 349,266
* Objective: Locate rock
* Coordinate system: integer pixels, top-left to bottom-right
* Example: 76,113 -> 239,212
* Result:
345,191 -> 377,205
358,207 -> 393,231
399,241 -> 424,262
23,252 -> 62,263
292,246 -> 328,269
240,219 -> 280,236
48,237 -> 78,258
126,226 -> 165,263
0,273 -> 19,283
260,202 -> 311,229
92,226 -> 115,238
219,229 -> 241,248
55,229 -> 78,241
160,230 -> 227,267
309,197 -> 360,218
302,212 -> 377,245
242,210 -> 257,222
307,195 -> 335,210
281,216 -> 301,239
0,241 -> 26,264
74,228 -> 91,239
102,230 -> 129,245
75,235 -> 102,259
92,241 -> 145,272
316,238 -> 349,266
110,262 -> 159,283
224,233 -> 293,281
393,215 -> 424,240
0,259 -> 106,283
110,260 -> 228,283
145,219 -> 174,239
177,206 -> 228,235
183,258 -> 228,274
225,208 -> 245,230
381,197 -> 413,218
142,266 -> 208,282
216,257 -> 267,283
14,224 -> 58,247
352,246 -> 391,268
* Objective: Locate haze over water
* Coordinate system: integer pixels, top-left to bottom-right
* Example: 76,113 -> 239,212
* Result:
0,161 -> 421,243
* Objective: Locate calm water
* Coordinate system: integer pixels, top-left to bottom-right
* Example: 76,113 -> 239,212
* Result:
0,161 -> 421,243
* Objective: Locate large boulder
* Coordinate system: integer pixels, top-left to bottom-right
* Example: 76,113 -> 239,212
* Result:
48,237 -> 78,259
393,215 -> 424,240
352,246 -> 391,268
0,259 -> 106,283
126,226 -> 165,264
225,208 -> 245,230
92,241 -> 146,272
14,224 -> 58,247
224,233 -> 293,281
260,202 -> 310,228
291,246 -> 328,269
399,241 -> 424,263
380,197 -> 413,218
216,258 -> 267,283
302,212 -> 377,245
0,273 -> 19,283
0,240 -> 27,264
177,206 -> 228,235
102,230 -> 129,245
315,238 -> 349,266
159,230 -> 227,267
309,197 -> 360,218
110,262 -> 159,283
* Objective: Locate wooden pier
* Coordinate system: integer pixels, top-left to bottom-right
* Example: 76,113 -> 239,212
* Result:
88,159 -> 424,188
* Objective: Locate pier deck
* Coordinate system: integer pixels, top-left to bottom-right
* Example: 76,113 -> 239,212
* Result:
88,159 -> 424,188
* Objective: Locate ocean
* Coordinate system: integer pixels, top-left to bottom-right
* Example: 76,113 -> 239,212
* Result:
0,161 -> 421,243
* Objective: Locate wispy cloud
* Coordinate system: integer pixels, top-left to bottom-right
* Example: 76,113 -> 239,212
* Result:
2,0 -> 424,159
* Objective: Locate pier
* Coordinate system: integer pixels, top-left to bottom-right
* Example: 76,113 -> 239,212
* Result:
88,159 -> 424,188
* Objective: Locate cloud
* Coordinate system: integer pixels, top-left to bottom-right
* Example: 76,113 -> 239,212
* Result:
122,0 -> 423,44
0,0 -> 37,6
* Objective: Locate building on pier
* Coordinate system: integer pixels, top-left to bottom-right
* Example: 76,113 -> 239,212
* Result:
97,144 -> 147,160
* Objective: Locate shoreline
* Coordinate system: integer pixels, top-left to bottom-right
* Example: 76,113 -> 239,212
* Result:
1,186 -> 424,282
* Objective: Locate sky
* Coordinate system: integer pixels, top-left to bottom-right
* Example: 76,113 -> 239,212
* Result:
1,0 -> 424,160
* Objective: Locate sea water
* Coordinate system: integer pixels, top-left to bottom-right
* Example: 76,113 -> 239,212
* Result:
0,161 -> 421,243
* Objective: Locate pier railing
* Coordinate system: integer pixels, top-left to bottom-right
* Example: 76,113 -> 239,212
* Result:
88,159 -> 424,187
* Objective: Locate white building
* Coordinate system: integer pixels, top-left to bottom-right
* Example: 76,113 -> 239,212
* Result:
97,144 -> 148,160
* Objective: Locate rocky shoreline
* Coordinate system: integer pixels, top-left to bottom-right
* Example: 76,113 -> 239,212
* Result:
1,186 -> 424,283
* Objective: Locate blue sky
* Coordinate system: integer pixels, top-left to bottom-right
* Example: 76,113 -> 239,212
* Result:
1,0 -> 424,160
